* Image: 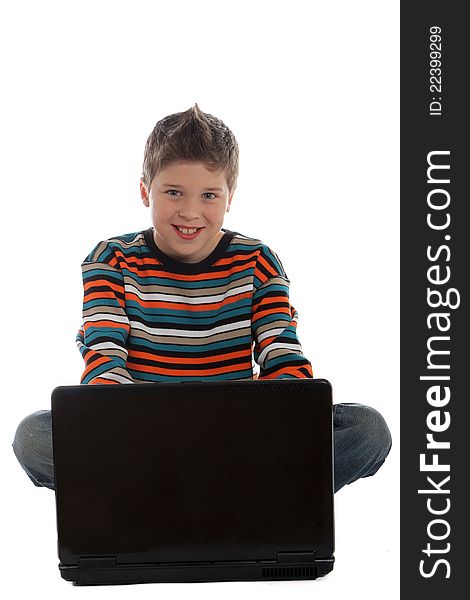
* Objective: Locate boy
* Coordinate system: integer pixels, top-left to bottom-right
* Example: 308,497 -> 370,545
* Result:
13,104 -> 391,491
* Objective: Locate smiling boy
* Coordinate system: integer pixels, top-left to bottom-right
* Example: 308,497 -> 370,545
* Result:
141,161 -> 233,264
13,104 -> 391,490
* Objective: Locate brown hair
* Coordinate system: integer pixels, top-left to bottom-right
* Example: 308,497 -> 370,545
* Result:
141,104 -> 239,194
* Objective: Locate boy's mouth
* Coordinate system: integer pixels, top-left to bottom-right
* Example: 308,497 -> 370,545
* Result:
172,224 -> 204,240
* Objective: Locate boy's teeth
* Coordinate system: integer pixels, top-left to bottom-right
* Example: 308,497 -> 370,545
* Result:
177,227 -> 199,234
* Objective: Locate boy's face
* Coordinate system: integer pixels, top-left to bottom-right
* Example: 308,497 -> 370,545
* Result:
141,161 -> 234,264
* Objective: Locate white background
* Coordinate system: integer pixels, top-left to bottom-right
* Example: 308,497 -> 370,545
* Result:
0,1 -> 399,597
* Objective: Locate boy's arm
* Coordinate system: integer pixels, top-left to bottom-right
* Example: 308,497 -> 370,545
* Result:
251,250 -> 313,380
76,260 -> 134,385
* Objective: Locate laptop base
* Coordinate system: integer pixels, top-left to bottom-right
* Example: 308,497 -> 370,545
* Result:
60,558 -> 334,586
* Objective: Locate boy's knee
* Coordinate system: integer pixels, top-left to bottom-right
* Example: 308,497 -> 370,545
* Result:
357,405 -> 392,461
337,403 -> 391,460
12,410 -> 51,463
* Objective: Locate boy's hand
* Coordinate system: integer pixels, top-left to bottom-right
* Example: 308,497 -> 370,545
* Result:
253,372 -> 259,380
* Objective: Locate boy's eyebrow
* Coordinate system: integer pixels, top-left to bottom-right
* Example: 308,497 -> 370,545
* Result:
161,183 -> 225,191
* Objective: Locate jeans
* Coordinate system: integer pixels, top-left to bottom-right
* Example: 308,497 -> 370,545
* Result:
12,404 -> 391,493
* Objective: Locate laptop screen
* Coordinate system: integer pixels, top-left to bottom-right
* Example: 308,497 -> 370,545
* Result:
52,380 -> 333,565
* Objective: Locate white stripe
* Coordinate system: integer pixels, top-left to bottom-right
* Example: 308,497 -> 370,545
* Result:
257,328 -> 284,343
83,313 -> 129,324
96,372 -> 133,384
122,232 -> 143,246
125,283 -> 252,305
90,341 -> 127,353
258,342 -> 303,367
129,319 -> 251,338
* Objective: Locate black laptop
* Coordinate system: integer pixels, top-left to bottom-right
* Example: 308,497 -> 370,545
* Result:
51,378 -> 334,585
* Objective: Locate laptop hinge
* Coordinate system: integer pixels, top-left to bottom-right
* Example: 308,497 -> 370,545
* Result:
276,551 -> 316,564
78,556 -> 117,569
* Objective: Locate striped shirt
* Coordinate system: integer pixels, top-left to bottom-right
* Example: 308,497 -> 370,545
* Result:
76,228 -> 313,384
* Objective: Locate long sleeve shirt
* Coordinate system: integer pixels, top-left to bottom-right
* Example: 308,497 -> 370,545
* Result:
76,227 -> 313,384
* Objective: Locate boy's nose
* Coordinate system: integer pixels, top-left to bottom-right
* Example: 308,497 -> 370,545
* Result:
177,199 -> 201,219
177,210 -> 201,220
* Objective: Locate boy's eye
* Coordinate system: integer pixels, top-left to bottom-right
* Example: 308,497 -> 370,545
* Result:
164,190 -> 216,200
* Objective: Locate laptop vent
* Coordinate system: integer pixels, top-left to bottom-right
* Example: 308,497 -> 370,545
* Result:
262,566 -> 317,580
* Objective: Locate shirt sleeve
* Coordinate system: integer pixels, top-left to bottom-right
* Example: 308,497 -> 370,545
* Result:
76,243 -> 134,385
251,245 -> 313,380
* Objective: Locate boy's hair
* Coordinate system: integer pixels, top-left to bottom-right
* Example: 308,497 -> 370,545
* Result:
142,104 -> 239,194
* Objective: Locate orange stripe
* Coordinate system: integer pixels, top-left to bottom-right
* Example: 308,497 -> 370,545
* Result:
127,361 -> 253,377
128,348 -> 250,365
258,335 -> 277,349
258,365 -> 314,379
84,279 -> 123,294
215,250 -> 258,266
252,302 -> 291,323
257,254 -> 278,278
123,250 -> 258,270
84,320 -> 129,329
118,260 -> 256,282
82,355 -> 111,377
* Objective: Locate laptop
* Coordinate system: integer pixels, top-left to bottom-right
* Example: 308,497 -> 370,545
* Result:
51,378 -> 334,585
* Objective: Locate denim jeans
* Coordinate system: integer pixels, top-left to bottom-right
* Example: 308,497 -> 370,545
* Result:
12,403 -> 391,493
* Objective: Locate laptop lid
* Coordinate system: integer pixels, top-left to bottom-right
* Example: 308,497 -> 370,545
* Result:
51,379 -> 334,583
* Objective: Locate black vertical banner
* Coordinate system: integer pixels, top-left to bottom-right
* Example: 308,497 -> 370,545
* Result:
401,3 -> 468,598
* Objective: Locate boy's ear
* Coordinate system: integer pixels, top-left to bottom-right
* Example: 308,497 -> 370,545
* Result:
226,189 -> 235,212
140,180 -> 150,207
